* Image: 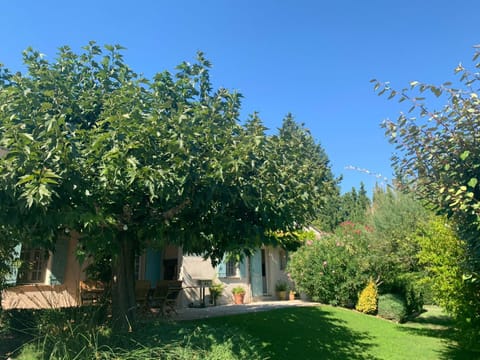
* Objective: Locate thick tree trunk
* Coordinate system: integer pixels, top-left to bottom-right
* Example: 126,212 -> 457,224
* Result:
111,232 -> 136,332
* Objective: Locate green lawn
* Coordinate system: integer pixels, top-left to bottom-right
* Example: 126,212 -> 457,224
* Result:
163,305 -> 476,360
4,305 -> 479,359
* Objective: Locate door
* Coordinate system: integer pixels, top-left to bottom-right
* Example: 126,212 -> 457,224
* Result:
250,249 -> 263,297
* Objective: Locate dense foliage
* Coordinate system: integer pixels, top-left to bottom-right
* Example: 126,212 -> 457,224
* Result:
288,222 -> 372,307
313,182 -> 370,232
374,47 -> 480,348
355,278 -> 378,314
377,293 -> 407,323
0,43 -> 336,329
416,216 -> 479,347
368,187 -> 427,285
289,188 -> 427,313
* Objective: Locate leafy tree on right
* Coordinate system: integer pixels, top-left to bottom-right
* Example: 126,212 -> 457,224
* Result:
373,46 -> 480,349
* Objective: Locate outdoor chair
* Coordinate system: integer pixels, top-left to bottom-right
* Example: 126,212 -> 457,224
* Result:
79,280 -> 105,306
150,280 -> 183,316
135,280 -> 151,311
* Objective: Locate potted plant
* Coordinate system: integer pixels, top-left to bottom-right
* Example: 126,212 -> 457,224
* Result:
289,289 -> 296,301
209,282 -> 224,306
232,286 -> 246,304
275,280 -> 288,300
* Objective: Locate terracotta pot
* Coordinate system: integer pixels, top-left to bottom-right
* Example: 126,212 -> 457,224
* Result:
289,292 -> 296,301
234,293 -> 245,304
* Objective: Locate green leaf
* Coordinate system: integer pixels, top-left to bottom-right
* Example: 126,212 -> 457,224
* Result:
468,178 -> 478,188
460,151 -> 470,161
16,174 -> 34,186
20,133 -> 34,141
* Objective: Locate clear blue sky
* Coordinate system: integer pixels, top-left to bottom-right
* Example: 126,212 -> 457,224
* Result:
1,1 -> 478,194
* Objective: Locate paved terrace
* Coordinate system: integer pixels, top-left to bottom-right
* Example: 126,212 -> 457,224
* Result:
173,300 -> 321,321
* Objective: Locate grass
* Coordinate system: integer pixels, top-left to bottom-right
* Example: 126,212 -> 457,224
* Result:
2,305 -> 479,359
178,305 -> 478,360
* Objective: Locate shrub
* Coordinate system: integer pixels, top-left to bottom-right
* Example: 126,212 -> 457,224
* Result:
380,272 -> 424,318
287,222 -> 371,307
356,278 -> 378,314
417,216 -> 480,350
378,293 -> 407,323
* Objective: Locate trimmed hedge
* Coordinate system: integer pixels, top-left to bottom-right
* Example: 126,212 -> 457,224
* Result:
378,293 -> 407,323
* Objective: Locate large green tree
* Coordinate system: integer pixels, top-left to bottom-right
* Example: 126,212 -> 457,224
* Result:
373,46 -> 480,348
0,43 -> 335,330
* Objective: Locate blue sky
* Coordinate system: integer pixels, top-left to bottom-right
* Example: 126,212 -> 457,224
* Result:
1,1 -> 479,194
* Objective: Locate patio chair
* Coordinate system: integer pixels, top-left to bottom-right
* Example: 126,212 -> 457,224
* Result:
164,281 -> 183,316
79,280 -> 105,305
135,280 -> 151,311
150,280 -> 183,316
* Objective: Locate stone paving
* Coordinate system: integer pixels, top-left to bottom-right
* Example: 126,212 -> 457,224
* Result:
173,299 -> 320,321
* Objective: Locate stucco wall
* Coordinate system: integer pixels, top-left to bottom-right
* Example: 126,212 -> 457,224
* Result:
1,235 -> 84,310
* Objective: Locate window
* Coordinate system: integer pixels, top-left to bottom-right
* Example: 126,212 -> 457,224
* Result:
225,259 -> 239,277
17,247 -> 49,284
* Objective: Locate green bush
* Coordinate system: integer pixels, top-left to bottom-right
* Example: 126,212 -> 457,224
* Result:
356,278 -> 378,314
377,293 -> 407,323
417,216 -> 480,350
288,222 -> 372,307
400,273 -> 424,315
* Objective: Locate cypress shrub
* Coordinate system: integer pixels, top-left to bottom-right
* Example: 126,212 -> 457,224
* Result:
355,278 -> 378,314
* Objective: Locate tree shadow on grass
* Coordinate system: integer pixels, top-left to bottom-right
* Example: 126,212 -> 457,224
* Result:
400,317 -> 480,360
138,307 -> 379,360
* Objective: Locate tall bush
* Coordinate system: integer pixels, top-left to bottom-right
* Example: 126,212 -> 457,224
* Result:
288,222 -> 371,307
417,216 -> 479,349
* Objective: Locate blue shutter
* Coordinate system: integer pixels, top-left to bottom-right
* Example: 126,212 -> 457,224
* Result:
49,239 -> 69,285
217,258 -> 226,278
145,248 -> 162,286
4,244 -> 22,286
239,258 -> 247,279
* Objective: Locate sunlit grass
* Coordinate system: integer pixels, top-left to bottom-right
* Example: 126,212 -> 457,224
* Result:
3,305 -> 479,359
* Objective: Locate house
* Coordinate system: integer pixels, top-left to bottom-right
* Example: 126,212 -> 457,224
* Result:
1,234 -> 292,310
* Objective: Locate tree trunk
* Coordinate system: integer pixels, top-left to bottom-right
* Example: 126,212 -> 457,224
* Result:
111,232 -> 136,332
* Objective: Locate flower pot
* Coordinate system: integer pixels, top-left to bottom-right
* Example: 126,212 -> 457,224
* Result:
289,292 -> 296,301
233,293 -> 245,304
277,291 -> 287,300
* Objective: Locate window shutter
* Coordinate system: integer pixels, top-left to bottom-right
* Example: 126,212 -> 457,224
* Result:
49,239 -> 69,285
145,248 -> 162,286
217,258 -> 226,278
239,258 -> 247,279
4,244 -> 22,286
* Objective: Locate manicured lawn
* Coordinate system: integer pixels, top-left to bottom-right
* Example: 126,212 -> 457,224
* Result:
3,305 -> 478,359
169,305 -> 477,360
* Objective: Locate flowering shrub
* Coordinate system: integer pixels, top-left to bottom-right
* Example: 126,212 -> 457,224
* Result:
287,223 -> 372,307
